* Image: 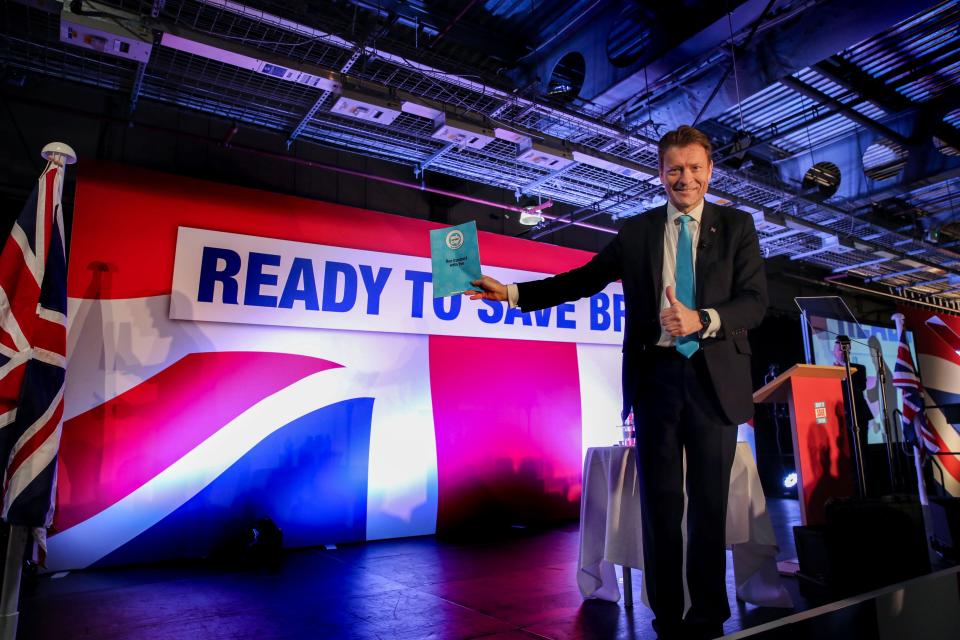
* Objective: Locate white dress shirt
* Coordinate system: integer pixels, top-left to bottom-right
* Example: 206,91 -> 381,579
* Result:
506,199 -> 722,344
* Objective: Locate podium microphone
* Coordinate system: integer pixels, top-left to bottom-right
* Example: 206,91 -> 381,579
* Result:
764,363 -> 779,385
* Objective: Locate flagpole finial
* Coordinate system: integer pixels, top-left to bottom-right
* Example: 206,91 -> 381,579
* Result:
40,142 -> 77,166
892,312 -> 905,334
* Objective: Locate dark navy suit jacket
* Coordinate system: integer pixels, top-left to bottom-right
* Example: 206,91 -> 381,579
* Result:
517,202 -> 768,425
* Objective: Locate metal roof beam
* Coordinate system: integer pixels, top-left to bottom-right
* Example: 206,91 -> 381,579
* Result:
812,58 -> 913,113
812,59 -> 960,151
713,105 -> 839,163
841,164 -> 960,214
773,104 -> 960,215
779,76 -> 910,147
618,0 -> 940,130
873,43 -> 960,93
586,0 -> 795,117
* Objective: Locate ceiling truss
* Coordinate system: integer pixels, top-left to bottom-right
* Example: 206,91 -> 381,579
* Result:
2,0 -> 960,309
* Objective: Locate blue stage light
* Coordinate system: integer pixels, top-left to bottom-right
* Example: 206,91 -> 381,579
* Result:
783,472 -> 798,489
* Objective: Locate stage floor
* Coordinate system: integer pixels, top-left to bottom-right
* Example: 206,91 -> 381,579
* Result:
20,499 -> 814,639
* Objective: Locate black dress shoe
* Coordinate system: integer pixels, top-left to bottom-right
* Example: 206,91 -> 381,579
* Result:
682,621 -> 724,639
651,617 -> 684,639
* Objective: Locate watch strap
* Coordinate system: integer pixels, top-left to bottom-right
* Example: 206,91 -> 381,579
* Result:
697,309 -> 711,333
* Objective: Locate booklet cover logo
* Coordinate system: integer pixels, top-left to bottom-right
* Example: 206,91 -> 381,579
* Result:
445,230 -> 464,250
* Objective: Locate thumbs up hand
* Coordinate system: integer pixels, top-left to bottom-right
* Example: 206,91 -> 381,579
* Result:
665,285 -> 680,307
660,285 -> 704,337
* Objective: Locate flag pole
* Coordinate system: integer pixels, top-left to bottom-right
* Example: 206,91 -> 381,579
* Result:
0,525 -> 28,640
892,312 -> 929,506
0,142 -> 76,640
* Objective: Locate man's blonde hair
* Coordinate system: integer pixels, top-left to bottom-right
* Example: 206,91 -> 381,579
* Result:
657,125 -> 713,169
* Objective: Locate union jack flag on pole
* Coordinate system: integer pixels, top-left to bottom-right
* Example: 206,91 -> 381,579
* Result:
0,154 -> 68,544
891,314 -> 939,455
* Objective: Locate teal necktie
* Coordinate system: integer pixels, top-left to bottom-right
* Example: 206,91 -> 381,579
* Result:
675,214 -> 699,358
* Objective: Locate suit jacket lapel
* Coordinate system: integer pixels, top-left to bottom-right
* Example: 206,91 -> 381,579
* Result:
649,206 -> 667,298
696,202 -> 718,307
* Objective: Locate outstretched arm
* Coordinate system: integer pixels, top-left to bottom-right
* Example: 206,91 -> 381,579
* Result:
513,233 -> 625,312
464,231 -> 624,311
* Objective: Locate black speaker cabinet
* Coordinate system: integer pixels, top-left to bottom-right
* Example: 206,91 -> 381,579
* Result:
795,495 -> 931,598
793,525 -> 834,600
929,496 -> 960,562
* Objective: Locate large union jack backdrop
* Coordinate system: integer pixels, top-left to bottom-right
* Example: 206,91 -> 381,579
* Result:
46,163 -> 623,571
898,307 -> 960,496
0,161 -> 67,531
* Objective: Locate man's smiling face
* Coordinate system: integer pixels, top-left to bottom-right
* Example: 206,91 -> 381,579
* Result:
659,144 -> 713,213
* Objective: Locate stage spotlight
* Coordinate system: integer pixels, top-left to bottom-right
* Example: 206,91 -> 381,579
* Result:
519,206 -> 544,226
783,472 -> 798,490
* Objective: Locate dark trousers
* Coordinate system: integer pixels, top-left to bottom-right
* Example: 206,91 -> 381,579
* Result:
633,347 -> 738,636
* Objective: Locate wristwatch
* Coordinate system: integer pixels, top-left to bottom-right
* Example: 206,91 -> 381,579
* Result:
697,309 -> 711,334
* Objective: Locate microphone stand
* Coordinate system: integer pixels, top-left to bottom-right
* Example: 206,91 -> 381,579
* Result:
838,335 -> 867,498
872,347 -> 900,492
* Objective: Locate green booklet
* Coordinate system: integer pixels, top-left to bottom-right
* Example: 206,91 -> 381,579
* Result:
430,220 -> 482,298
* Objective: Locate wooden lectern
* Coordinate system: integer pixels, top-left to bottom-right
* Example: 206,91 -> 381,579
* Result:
754,365 -> 857,526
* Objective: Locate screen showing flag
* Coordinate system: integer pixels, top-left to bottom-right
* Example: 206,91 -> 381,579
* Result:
806,315 -> 918,445
805,311 -> 960,496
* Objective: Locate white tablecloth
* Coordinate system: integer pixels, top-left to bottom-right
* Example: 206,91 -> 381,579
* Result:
577,442 -> 793,609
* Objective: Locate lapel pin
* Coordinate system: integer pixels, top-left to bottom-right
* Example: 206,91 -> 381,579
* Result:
710,226 -> 717,233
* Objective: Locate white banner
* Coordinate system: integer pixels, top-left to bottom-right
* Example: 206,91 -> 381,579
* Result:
170,227 -> 625,345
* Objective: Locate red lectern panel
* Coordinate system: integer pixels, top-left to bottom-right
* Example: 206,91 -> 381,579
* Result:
786,376 -> 854,526
754,364 -> 855,526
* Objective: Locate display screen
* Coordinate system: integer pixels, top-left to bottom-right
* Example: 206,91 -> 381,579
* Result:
805,315 -> 919,445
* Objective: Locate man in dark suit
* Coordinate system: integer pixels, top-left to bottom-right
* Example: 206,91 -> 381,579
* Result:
467,126 -> 768,639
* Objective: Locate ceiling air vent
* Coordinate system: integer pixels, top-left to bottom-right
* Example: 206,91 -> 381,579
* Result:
863,139 -> 908,181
